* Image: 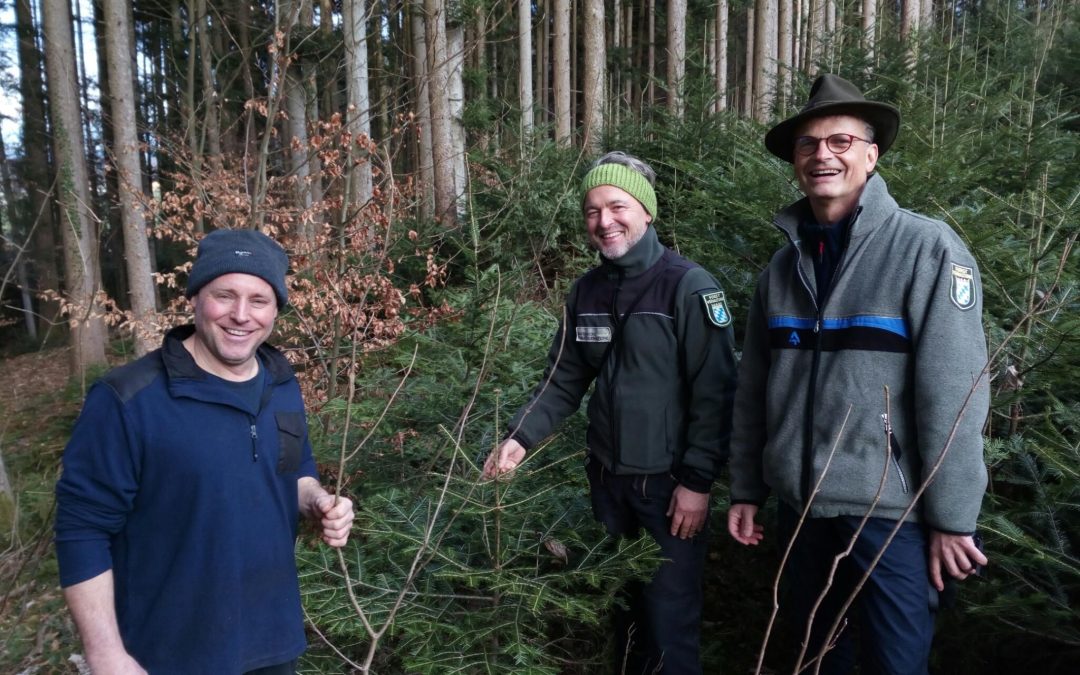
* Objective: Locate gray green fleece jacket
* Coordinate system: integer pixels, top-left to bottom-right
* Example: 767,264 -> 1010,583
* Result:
507,226 -> 737,491
729,174 -> 989,534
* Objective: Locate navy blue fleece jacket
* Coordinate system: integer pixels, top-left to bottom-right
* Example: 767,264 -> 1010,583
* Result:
55,325 -> 319,674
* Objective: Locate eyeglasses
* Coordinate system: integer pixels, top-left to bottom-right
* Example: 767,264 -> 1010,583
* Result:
793,133 -> 873,157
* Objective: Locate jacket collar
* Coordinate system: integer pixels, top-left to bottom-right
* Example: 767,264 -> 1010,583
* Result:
161,324 -> 295,386
599,225 -> 664,278
774,173 -> 899,244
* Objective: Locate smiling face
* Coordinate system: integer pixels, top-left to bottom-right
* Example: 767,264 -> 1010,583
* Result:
583,184 -> 653,260
188,273 -> 278,381
793,114 -> 879,224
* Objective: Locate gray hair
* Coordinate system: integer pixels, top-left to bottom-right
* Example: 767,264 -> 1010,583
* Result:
591,151 -> 657,186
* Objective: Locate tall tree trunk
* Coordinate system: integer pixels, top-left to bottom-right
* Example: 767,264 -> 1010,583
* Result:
518,0 -> 534,136
104,0 -> 157,356
344,0 -> 375,211
743,6 -> 755,117
862,0 -> 877,65
647,0 -> 656,108
410,2 -> 434,219
195,0 -> 222,172
423,0 -> 457,227
715,0 -> 729,113
42,0 -> 108,375
666,0 -> 686,119
778,0 -> 792,114
448,23 -> 466,216
0,133 -> 37,340
15,0 -> 61,335
553,0 -> 571,147
581,0 -> 604,153
753,0 -> 778,122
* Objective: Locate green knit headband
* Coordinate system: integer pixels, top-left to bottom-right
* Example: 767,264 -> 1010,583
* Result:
580,163 -> 658,219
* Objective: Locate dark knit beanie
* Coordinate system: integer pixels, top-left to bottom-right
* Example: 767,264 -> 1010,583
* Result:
186,229 -> 289,307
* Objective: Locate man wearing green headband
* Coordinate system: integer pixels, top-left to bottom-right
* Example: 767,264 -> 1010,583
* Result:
484,151 -> 737,673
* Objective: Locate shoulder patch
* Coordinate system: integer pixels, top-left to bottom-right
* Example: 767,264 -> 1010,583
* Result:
950,263 -> 977,310
701,291 -> 732,327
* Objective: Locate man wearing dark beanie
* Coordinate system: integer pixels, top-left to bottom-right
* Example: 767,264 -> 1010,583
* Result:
483,151 -> 738,673
55,228 -> 354,674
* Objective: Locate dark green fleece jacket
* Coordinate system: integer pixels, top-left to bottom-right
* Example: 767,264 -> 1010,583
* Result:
507,226 -> 737,491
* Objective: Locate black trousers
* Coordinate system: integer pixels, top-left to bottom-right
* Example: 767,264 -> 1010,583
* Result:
586,457 -> 709,675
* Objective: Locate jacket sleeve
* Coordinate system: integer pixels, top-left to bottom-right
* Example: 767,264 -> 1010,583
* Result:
506,281 -> 599,450
728,274 -> 773,505
672,268 -> 738,492
907,231 -> 990,534
54,383 -> 141,587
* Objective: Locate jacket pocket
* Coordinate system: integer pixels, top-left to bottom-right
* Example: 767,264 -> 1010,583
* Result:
275,411 -> 306,474
881,413 -> 910,494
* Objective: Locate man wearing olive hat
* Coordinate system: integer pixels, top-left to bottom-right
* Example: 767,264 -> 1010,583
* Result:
727,74 -> 990,673
55,229 -> 354,674
484,151 -> 737,673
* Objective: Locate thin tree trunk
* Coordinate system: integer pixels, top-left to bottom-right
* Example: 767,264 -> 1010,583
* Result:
863,0 -> 877,64
715,0 -> 729,114
0,133 -> 37,340
553,0 -> 571,147
778,0 -> 792,115
743,6 -> 755,117
344,0 -> 375,211
647,0 -> 655,108
581,0 -> 604,153
753,0 -> 778,122
410,2 -> 434,219
448,23 -> 466,216
423,0 -> 457,227
666,0 -> 686,119
518,0 -> 534,136
42,0 -> 108,375
196,0 -> 222,171
15,0 -> 61,335
104,0 -> 157,355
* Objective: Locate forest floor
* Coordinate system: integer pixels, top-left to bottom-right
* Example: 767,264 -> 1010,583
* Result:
0,347 -> 88,674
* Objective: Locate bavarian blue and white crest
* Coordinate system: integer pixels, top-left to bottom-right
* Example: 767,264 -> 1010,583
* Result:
701,291 -> 732,328
950,263 -> 976,310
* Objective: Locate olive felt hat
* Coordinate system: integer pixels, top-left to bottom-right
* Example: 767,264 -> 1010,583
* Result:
764,74 -> 901,163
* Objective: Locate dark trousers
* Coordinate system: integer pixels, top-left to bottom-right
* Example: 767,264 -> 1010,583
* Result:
586,458 -> 708,675
777,503 -> 935,675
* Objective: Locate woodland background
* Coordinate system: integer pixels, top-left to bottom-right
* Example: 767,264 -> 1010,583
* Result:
0,0 -> 1077,673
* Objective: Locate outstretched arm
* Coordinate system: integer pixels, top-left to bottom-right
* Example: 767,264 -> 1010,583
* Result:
298,476 -> 355,547
63,570 -> 147,674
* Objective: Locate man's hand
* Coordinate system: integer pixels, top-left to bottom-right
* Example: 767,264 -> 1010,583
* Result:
667,485 -> 709,539
482,438 -> 526,479
312,492 -> 355,547
299,477 -> 355,547
727,503 -> 765,546
929,530 -> 987,591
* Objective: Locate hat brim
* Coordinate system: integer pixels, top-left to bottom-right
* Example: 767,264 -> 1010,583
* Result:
765,101 -> 900,163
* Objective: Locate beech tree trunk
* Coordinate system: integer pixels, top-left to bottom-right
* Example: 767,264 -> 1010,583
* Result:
344,0 -> 375,211
104,0 -> 157,355
753,0 -> 778,121
42,0 -> 108,375
410,2 -> 434,219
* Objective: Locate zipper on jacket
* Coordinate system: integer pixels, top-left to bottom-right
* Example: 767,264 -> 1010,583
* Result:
609,269 -> 624,471
249,420 -> 259,462
787,207 -> 862,504
880,413 -> 910,494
